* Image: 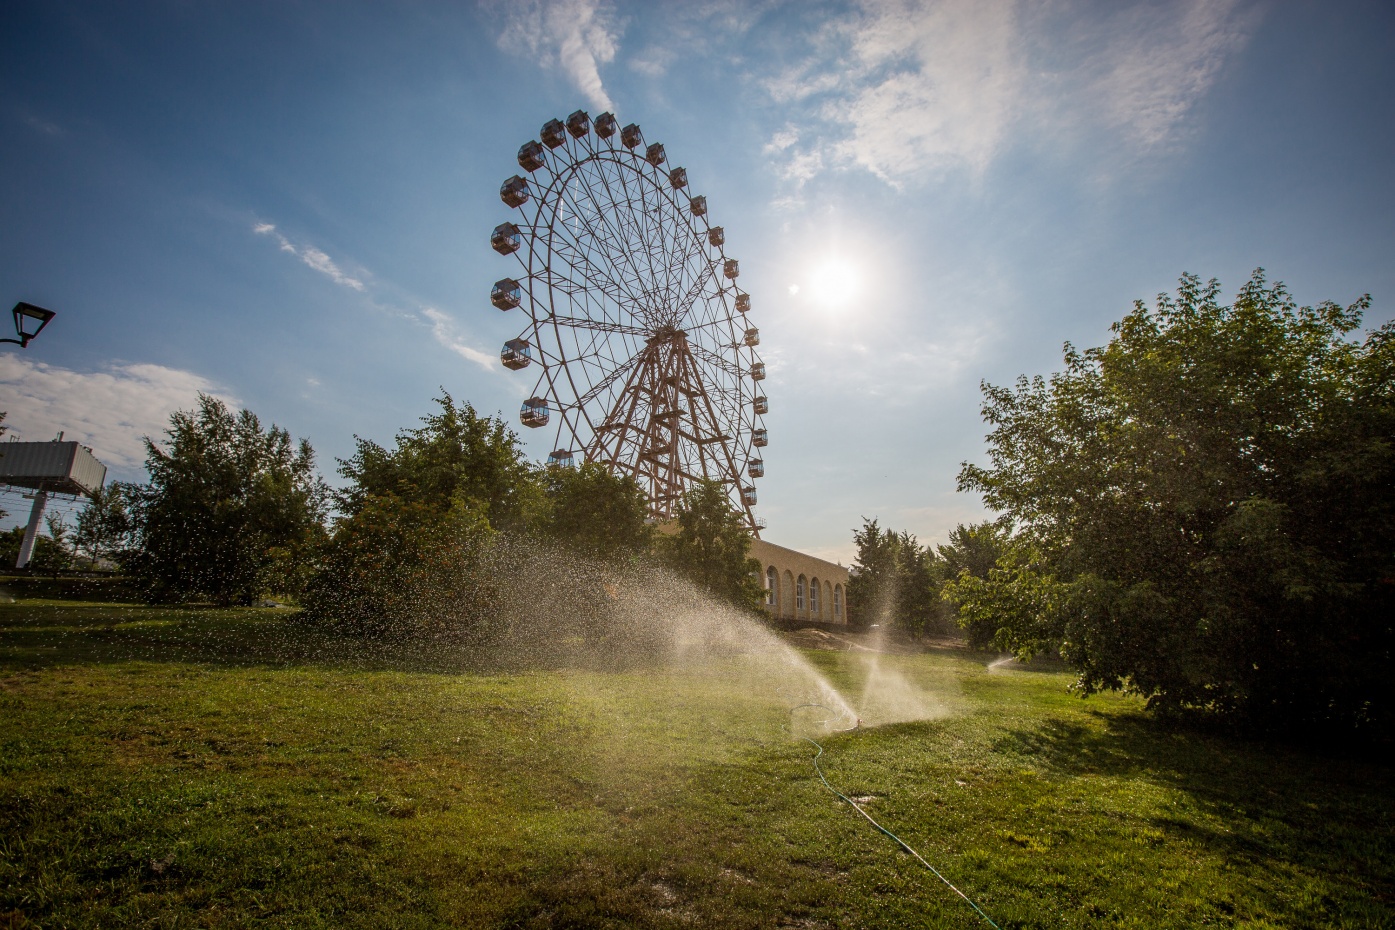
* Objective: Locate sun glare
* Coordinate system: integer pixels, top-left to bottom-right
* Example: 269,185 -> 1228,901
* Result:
808,259 -> 861,309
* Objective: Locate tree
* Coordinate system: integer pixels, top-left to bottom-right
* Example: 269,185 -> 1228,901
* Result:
335,392 -> 538,532
0,411 -> 7,522
0,526 -> 67,572
957,271 -> 1395,735
662,479 -> 764,611
131,394 -> 327,605
304,393 -> 533,635
72,481 -> 138,569
846,518 -> 946,636
847,518 -> 896,630
537,462 -> 653,563
937,521 -> 1012,648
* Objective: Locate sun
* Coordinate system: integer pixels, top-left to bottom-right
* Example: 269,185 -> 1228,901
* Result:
807,259 -> 861,310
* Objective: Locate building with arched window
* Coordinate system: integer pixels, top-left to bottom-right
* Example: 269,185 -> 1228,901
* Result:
750,538 -> 849,626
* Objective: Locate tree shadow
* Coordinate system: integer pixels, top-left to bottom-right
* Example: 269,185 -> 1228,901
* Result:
992,710 -> 1395,903
0,602 -> 780,678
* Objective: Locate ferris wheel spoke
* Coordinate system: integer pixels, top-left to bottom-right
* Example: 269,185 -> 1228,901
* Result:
544,313 -> 648,337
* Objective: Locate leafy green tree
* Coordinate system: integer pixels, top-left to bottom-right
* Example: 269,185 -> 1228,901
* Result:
304,393 -> 532,635
957,271 -> 1394,735
335,392 -> 538,532
72,481 -> 139,569
0,526 -> 68,571
131,394 -> 328,605
662,479 -> 763,611
537,462 -> 653,562
937,521 -> 1013,647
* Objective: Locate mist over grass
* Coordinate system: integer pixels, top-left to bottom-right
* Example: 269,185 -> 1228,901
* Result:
2,597 -> 1390,928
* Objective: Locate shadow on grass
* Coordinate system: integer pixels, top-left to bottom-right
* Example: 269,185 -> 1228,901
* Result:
0,602 -> 608,677
0,601 -> 790,679
994,711 -> 1395,904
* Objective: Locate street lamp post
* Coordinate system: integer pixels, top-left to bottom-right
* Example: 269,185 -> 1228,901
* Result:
1,302 -> 56,348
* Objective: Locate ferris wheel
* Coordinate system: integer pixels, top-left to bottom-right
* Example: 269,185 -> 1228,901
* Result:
488,110 -> 767,532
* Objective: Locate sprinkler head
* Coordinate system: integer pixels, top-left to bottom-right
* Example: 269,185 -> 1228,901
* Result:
855,718 -> 863,730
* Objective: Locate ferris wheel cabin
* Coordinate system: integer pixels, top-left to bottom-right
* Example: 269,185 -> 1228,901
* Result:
595,112 -> 617,138
751,361 -> 766,381
690,195 -> 707,217
547,449 -> 575,467
491,222 -> 522,255
741,486 -> 758,506
669,167 -> 688,189
500,175 -> 530,207
753,428 -> 768,447
747,458 -> 764,478
753,395 -> 768,415
566,110 -> 590,138
708,226 -> 724,247
743,326 -> 760,346
735,293 -> 750,314
500,338 -> 532,370
540,119 -> 567,149
492,278 -> 522,310
517,141 -> 546,172
621,123 -> 643,149
521,397 -> 550,428
645,143 -> 666,166
724,259 -> 740,280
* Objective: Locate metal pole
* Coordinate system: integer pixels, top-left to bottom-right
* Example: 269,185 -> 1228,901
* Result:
15,489 -> 49,569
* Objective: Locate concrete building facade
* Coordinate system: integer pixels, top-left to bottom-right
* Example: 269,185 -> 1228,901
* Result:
749,538 -> 849,625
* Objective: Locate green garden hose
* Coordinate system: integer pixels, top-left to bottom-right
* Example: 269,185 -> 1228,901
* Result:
789,704 -> 1001,929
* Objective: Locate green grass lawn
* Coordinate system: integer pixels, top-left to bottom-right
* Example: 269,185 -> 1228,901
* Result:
1,601 -> 1390,929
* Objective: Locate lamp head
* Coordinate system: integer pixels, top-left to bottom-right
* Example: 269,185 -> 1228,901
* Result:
12,302 -> 55,348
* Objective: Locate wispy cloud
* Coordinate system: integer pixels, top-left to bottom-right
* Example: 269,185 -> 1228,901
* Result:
422,307 -> 496,372
757,0 -> 1256,186
25,115 -> 64,137
254,223 -> 365,291
492,0 -> 621,111
1080,0 -> 1257,151
0,356 -> 235,475
251,222 -> 497,373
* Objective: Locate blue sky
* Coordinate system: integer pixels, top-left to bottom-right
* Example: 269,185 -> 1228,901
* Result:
1,0 -> 1392,562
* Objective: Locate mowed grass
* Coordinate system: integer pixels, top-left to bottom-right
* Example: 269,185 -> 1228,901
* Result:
0,602 -> 1391,929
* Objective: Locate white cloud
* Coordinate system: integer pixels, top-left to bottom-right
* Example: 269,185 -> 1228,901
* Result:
492,0 -> 621,111
760,0 -> 1255,184
422,307 -> 496,372
836,0 -> 1027,181
763,128 -> 800,154
0,355 -> 235,475
254,223 -> 365,291
1082,0 -> 1256,151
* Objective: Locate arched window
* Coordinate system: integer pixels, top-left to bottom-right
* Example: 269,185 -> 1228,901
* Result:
796,575 -> 807,612
809,577 -> 820,616
766,566 -> 778,607
834,584 -> 844,621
